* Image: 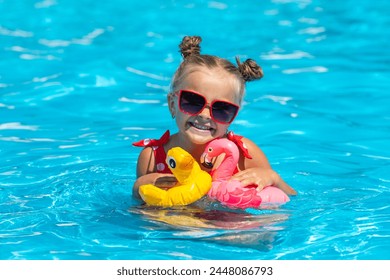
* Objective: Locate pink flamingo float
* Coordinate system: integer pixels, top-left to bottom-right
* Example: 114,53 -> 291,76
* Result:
202,138 -> 290,209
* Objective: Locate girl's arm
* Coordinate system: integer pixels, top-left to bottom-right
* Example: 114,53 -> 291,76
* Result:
133,147 -> 177,200
232,137 -> 297,195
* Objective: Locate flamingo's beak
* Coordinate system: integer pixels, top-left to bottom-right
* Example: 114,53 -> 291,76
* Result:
200,152 -> 213,169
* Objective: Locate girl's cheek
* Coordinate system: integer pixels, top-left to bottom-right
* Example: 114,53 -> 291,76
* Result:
216,124 -> 230,137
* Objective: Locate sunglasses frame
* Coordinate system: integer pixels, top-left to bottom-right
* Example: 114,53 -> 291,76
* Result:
175,89 -> 240,124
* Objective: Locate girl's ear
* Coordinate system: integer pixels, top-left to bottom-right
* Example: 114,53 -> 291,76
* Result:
167,93 -> 176,118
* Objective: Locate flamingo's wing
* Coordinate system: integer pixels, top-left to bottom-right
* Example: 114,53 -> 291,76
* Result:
259,186 -> 290,204
214,181 -> 262,209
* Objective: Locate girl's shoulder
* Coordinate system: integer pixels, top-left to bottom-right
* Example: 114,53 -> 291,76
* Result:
133,130 -> 172,175
227,131 -> 253,159
238,136 -> 271,168
226,131 -> 271,169
132,130 -> 170,148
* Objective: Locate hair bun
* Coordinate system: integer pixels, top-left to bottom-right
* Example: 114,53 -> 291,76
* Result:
179,36 -> 202,59
235,57 -> 264,82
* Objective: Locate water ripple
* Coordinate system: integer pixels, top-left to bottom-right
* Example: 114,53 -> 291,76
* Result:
0,122 -> 39,131
0,26 -> 33,37
39,28 -> 110,47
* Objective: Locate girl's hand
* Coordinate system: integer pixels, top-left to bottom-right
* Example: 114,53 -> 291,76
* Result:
231,167 -> 297,195
133,173 -> 177,200
154,175 -> 178,189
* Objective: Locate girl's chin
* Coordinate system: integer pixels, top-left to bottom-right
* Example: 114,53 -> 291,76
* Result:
186,125 -> 215,144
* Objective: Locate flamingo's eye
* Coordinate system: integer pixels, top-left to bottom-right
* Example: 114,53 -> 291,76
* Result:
208,148 -> 213,152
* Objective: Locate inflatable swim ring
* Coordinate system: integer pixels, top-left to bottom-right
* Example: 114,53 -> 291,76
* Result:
202,138 -> 290,209
139,147 -> 212,207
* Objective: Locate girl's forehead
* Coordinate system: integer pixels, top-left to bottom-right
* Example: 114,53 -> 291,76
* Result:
184,66 -> 232,80
180,67 -> 241,97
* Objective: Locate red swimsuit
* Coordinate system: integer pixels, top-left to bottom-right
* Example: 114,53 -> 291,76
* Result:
132,130 -> 252,174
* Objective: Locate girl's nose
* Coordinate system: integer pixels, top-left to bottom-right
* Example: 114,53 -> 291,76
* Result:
197,105 -> 212,120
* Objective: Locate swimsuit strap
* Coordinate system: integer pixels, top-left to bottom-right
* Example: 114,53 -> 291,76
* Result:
132,130 -> 170,148
132,130 -> 172,174
227,131 -> 253,159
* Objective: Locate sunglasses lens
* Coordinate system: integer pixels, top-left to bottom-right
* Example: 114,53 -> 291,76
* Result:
212,101 -> 239,123
178,90 -> 239,124
179,91 -> 206,115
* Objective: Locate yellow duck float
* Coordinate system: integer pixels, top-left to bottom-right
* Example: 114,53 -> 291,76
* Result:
139,147 -> 212,207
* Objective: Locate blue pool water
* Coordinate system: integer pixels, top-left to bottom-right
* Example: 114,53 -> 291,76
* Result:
1,0 -> 389,260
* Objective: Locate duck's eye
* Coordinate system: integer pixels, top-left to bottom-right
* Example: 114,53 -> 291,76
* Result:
167,157 -> 176,169
208,147 -> 213,152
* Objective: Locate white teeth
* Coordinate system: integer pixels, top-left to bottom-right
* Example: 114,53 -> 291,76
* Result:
192,123 -> 211,130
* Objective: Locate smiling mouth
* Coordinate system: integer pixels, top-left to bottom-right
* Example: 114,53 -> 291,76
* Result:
189,121 -> 213,131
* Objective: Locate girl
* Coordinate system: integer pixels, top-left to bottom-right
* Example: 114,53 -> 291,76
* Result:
133,36 -> 296,200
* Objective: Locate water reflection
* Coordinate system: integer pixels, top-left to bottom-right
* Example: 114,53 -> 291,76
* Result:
129,202 -> 290,252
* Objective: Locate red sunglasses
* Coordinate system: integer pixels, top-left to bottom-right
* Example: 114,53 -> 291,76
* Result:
175,90 -> 239,124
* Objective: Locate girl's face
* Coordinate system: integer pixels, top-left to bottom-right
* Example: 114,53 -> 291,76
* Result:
169,67 -> 241,146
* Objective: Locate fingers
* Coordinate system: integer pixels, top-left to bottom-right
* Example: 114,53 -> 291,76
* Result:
231,168 -> 274,190
230,169 -> 251,181
231,171 -> 263,189
156,175 -> 177,182
226,168 -> 297,195
239,178 -> 258,188
155,175 -> 178,188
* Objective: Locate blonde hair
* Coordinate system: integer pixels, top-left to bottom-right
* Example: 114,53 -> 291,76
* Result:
171,36 -> 263,100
